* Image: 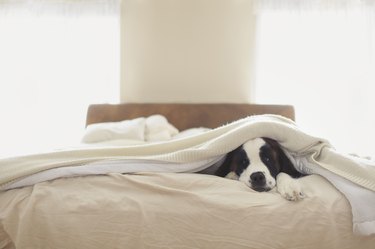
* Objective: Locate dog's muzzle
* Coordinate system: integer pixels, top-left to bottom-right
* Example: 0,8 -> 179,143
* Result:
250,172 -> 271,192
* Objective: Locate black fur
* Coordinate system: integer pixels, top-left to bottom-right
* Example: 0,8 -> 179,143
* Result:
261,137 -> 304,178
215,146 -> 248,177
215,137 -> 304,179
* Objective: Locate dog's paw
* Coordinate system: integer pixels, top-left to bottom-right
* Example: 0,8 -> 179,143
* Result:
276,173 -> 305,201
225,171 -> 239,180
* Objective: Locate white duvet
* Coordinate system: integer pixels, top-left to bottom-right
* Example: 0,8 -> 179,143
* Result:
0,114 -> 374,235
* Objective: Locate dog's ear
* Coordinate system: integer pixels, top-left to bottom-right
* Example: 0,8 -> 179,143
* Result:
215,146 -> 243,177
262,137 -> 303,178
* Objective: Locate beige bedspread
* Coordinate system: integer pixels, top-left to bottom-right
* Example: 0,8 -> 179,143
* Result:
1,172 -> 375,249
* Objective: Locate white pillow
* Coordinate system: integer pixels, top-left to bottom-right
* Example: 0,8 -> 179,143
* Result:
145,115 -> 179,142
81,117 -> 146,143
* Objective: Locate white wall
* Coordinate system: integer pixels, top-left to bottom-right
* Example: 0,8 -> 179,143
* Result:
121,0 -> 256,103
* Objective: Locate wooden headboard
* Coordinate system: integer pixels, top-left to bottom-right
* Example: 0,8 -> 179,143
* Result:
86,103 -> 295,131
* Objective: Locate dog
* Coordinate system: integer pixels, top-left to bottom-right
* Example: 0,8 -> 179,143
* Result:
215,137 -> 306,201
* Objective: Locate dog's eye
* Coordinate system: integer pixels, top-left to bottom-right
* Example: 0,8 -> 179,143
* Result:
263,156 -> 271,163
241,159 -> 249,165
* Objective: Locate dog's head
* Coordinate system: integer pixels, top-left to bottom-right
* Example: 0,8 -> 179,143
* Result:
216,137 -> 301,192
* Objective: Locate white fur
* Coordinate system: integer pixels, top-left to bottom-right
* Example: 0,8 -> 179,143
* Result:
233,138 -> 305,201
225,171 -> 239,180
276,172 -> 305,201
238,138 -> 276,191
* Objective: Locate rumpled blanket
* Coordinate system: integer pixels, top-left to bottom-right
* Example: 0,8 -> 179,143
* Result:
0,114 -> 374,235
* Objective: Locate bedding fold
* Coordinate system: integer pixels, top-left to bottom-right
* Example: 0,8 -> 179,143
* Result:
0,114 -> 374,235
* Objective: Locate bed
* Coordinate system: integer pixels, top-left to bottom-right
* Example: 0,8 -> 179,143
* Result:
1,103 -> 375,249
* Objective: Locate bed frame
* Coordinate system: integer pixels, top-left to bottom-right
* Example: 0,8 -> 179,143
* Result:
86,103 -> 295,130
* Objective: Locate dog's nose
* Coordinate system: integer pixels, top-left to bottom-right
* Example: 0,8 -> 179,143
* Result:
250,172 -> 266,185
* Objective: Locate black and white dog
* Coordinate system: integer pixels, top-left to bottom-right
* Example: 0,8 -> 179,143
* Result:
215,137 -> 306,201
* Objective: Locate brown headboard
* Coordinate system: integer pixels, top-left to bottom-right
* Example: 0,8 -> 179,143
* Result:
86,103 -> 295,131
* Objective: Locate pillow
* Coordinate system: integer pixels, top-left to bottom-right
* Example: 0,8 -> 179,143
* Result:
81,117 -> 146,143
145,115 -> 179,142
